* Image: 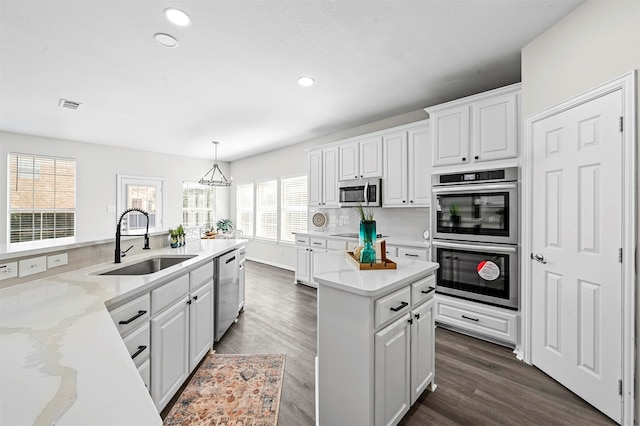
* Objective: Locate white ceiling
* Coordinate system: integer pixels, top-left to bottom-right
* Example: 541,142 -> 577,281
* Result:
0,0 -> 583,162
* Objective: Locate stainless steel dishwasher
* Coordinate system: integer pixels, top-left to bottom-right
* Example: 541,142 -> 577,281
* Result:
214,249 -> 239,342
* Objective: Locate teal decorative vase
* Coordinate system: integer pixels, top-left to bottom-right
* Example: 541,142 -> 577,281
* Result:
359,220 -> 377,263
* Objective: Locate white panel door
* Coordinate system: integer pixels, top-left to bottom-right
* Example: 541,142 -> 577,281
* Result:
431,106 -> 469,166
339,141 -> 359,181
151,296 -> 190,410
407,124 -> 431,206
189,281 -> 214,372
360,136 -> 383,178
308,150 -> 322,206
295,248 -> 310,283
410,298 -> 434,404
382,131 -> 408,207
531,90 -> 623,423
472,92 -> 518,162
322,147 -> 339,207
375,314 -> 411,426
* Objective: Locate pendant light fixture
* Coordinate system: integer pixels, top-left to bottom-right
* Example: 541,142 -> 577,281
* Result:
199,141 -> 232,186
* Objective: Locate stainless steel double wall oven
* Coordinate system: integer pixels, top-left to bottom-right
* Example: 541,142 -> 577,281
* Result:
432,167 -> 519,309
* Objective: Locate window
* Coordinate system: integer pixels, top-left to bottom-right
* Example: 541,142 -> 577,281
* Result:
281,176 -> 308,242
117,175 -> 164,232
8,153 -> 76,243
255,180 -> 277,240
236,183 -> 254,237
182,182 -> 216,228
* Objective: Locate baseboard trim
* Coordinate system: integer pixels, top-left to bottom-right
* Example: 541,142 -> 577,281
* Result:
245,257 -> 294,272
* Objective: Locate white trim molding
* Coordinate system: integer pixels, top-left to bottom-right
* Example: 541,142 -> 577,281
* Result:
521,71 -> 636,424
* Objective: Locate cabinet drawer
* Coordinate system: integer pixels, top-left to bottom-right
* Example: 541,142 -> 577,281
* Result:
411,274 -> 435,306
385,245 -> 398,258
397,247 -> 428,261
375,286 -> 411,328
123,322 -> 150,367
152,274 -> 189,315
435,295 -> 517,344
327,240 -> 346,251
310,238 -> 327,249
190,261 -> 213,291
295,236 -> 310,246
138,358 -> 151,393
109,293 -> 150,337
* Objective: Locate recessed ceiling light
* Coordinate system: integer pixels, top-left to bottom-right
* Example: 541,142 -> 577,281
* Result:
164,8 -> 191,27
154,33 -> 179,48
297,76 -> 315,87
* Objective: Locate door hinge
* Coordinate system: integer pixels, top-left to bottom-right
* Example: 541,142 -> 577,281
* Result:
618,379 -> 623,395
618,248 -> 623,263
619,116 -> 623,132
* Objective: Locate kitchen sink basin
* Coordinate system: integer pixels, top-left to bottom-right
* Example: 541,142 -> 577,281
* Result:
98,255 -> 197,276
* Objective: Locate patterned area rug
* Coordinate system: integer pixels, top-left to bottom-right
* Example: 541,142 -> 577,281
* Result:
164,353 -> 286,426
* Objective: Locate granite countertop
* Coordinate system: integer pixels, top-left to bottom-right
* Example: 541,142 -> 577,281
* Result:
313,251 -> 439,297
0,239 -> 247,426
293,231 -> 431,249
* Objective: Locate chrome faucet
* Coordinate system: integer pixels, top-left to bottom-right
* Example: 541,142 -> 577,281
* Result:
115,208 -> 151,263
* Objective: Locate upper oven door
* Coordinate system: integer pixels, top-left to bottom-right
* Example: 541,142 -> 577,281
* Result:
432,182 -> 518,244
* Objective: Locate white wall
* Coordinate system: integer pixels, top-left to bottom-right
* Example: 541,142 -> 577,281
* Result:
229,109 -> 429,269
0,131 -> 230,244
521,0 -> 640,420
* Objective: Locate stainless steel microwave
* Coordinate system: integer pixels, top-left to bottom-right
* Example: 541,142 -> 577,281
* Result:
338,178 -> 381,207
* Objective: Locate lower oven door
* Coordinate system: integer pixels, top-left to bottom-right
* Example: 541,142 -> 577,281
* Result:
432,240 -> 518,309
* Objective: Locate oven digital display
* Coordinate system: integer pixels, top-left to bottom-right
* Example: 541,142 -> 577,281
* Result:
463,173 -> 476,181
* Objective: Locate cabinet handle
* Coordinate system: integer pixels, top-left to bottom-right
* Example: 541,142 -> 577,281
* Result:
475,156 -> 479,160
225,256 -> 236,264
410,200 -> 414,203
355,175 -> 358,179
119,310 -> 147,325
402,200 -> 406,203
193,295 -> 198,300
415,313 -> 420,319
462,157 -> 467,161
404,253 -> 419,257
313,242 -> 323,245
390,301 -> 408,312
421,288 -> 435,295
131,345 -> 147,360
462,315 -> 479,322
187,299 -> 192,305
408,318 -> 413,325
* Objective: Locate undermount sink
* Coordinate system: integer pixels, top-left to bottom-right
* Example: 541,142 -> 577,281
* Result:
97,255 -> 197,276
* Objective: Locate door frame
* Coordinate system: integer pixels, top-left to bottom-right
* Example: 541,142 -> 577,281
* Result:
520,71 -> 636,423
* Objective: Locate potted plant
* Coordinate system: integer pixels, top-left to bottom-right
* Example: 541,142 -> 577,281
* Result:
216,219 -> 234,235
449,204 -> 461,227
169,228 -> 179,248
355,202 -> 376,263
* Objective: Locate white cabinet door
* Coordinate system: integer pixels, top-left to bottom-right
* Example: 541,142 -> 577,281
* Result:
322,147 -> 339,207
339,141 -> 359,181
407,124 -> 431,206
410,298 -> 434,404
189,281 -> 214,372
375,314 -> 411,426
382,131 -> 408,207
360,136 -> 383,178
295,248 -> 310,283
472,92 -> 518,162
308,150 -> 323,206
431,105 -> 470,166
151,296 -> 190,410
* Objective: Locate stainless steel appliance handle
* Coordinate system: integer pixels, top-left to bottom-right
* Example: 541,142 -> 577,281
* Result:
432,240 -> 517,254
364,181 -> 369,204
432,182 -> 517,194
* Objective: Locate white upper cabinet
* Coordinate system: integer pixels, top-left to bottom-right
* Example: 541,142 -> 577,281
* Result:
339,136 -> 383,181
309,146 -> 339,207
427,83 -> 520,169
383,122 -> 430,207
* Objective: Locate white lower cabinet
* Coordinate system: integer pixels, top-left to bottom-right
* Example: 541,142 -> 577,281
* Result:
189,281 -> 214,372
318,273 -> 436,426
138,358 -> 151,392
151,295 -> 190,410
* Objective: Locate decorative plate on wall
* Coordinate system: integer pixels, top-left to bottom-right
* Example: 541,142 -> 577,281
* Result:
312,212 -> 327,229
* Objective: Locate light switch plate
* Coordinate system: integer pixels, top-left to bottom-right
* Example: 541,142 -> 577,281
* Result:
47,253 -> 68,269
18,256 -> 47,277
0,262 -> 18,280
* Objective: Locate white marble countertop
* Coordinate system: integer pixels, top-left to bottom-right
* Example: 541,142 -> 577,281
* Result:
293,231 -> 431,249
313,251 -> 439,297
0,239 -> 247,426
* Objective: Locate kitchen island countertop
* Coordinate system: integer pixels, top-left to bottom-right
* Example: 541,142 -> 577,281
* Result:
0,239 -> 247,426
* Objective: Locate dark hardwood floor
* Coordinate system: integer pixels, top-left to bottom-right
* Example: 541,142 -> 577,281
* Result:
211,260 -> 615,426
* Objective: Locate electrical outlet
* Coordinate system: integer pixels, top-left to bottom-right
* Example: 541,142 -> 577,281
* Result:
0,262 -> 18,280
107,205 -> 116,213
18,256 -> 47,278
47,253 -> 68,269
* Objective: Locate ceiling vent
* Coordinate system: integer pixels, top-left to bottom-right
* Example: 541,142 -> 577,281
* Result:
58,99 -> 81,110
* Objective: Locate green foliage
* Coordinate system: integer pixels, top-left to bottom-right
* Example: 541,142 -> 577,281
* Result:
355,202 -> 374,222
216,218 -> 234,233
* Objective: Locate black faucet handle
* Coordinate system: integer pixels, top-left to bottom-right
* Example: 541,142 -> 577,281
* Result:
143,234 -> 151,250
121,245 -> 134,257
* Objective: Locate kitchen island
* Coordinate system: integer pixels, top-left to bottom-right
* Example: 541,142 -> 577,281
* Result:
0,239 -> 246,426
314,251 -> 439,426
